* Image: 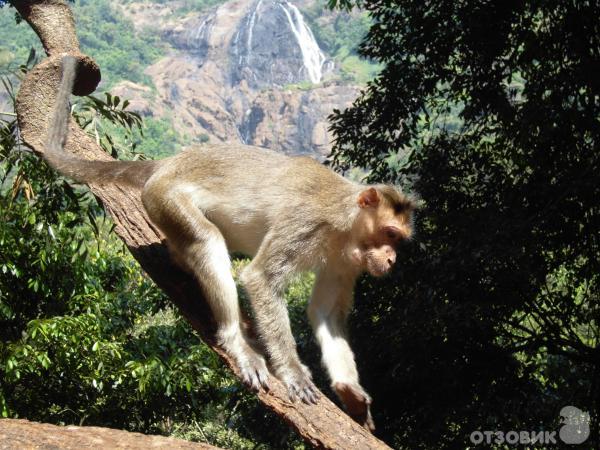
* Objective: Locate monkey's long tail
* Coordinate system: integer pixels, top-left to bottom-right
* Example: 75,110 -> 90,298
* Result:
44,56 -> 158,189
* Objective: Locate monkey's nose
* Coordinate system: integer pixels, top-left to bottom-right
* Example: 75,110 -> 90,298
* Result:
386,250 -> 396,267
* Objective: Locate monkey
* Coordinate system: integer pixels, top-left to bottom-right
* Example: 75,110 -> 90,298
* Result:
44,56 -> 415,430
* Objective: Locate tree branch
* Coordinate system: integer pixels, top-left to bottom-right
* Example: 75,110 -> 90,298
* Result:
12,1 -> 391,448
0,419 -> 221,449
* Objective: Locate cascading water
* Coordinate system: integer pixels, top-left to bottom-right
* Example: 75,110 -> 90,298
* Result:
246,0 -> 263,62
230,0 -> 330,87
278,1 -> 326,84
184,13 -> 216,63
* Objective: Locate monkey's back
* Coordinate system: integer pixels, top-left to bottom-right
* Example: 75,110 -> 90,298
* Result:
167,142 -> 355,206
146,143 -> 358,256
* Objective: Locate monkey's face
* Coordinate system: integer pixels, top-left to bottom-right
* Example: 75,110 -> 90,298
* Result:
361,243 -> 397,277
350,187 -> 414,277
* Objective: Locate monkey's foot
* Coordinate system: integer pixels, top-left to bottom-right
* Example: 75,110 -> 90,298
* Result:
236,345 -> 270,391
220,333 -> 270,391
276,363 -> 319,404
333,382 -> 375,432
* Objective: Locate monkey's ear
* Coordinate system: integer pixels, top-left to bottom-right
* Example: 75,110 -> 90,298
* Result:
357,187 -> 380,208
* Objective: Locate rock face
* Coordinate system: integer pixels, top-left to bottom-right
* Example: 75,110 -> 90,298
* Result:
0,419 -> 220,449
114,0 -> 360,158
230,0 -> 330,88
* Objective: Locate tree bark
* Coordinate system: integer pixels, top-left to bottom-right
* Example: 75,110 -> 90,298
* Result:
0,419 -> 221,450
12,1 -> 392,448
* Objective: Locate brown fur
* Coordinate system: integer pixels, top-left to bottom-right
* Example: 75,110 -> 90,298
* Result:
45,57 -> 414,429
45,56 -> 158,187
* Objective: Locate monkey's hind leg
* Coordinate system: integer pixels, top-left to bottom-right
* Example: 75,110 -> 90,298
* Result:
240,236 -> 319,404
142,187 -> 269,391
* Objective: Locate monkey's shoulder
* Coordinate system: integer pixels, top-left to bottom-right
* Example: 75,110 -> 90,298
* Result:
286,155 -> 351,187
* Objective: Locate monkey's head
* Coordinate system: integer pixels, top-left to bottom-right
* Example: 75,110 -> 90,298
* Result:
349,186 -> 415,277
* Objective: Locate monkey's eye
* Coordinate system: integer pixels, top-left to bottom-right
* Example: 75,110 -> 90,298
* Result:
383,226 -> 403,243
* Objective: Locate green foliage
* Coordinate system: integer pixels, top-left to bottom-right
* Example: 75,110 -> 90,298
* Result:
73,0 -> 165,88
338,53 -> 380,84
0,66 -> 97,342
95,115 -> 187,159
0,0 -> 164,87
303,0 -> 379,83
120,0 -> 227,16
0,14 -> 43,69
0,1 -> 187,160
72,92 -> 190,160
305,4 -> 369,56
73,92 -> 145,159
195,133 -> 210,144
284,80 -> 316,91
329,0 -> 600,448
129,117 -> 186,158
0,63 -> 308,448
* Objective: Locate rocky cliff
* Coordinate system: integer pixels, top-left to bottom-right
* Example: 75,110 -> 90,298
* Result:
114,0 -> 360,158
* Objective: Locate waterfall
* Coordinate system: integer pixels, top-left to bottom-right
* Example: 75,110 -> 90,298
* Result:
231,0 -> 329,87
246,0 -> 263,62
279,1 -> 326,84
194,19 -> 208,41
186,14 -> 215,62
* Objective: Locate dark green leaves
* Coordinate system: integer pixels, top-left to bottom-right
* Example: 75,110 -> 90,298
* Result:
329,0 -> 600,447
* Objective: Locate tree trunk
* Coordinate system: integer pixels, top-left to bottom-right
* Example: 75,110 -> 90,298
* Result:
0,419 -> 221,449
12,1 -> 391,448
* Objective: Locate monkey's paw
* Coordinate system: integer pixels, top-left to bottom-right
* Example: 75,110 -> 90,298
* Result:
276,363 -> 319,404
238,349 -> 270,392
333,382 -> 375,432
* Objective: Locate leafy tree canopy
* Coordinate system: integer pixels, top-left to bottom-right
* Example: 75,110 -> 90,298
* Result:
328,0 -> 600,447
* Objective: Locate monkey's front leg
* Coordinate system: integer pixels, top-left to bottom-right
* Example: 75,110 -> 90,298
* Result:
308,270 -> 375,431
241,260 -> 319,404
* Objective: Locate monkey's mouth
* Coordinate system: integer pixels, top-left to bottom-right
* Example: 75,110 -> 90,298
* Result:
374,269 -> 392,278
367,263 -> 393,278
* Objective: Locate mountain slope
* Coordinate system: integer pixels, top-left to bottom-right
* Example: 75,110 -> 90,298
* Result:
113,0 -> 362,158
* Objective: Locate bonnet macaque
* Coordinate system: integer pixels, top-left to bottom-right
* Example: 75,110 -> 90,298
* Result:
45,57 -> 415,431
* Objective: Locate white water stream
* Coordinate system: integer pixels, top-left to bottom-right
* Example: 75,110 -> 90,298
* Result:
239,0 -> 327,84
246,0 -> 264,58
279,2 -> 326,83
